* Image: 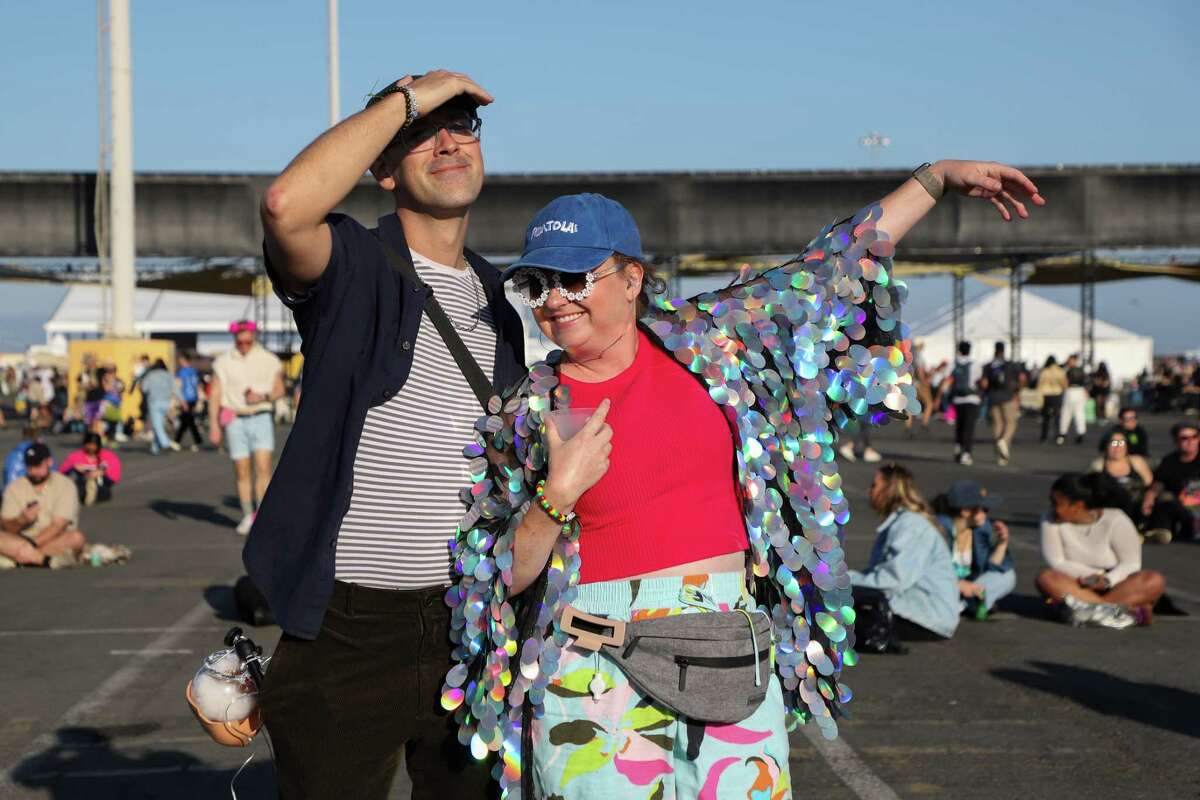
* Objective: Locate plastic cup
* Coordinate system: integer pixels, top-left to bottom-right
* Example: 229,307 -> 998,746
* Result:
545,407 -> 598,440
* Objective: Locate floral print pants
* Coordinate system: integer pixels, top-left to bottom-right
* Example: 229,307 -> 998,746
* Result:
530,572 -> 792,800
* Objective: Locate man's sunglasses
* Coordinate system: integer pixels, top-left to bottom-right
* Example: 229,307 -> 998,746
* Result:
392,113 -> 482,154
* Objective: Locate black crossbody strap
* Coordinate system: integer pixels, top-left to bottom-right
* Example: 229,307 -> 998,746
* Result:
381,242 -> 495,411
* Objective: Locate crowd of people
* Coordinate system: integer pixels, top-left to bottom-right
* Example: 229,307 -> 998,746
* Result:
0,320 -> 295,569
847,460 -> 1171,654
3,64 -> 1192,800
2,340 -> 300,459
903,339 -> 1200,472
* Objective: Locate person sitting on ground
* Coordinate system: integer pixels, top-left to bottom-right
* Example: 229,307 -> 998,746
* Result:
935,480 -> 1016,619
1089,429 -> 1157,538
3,424 -> 49,489
1036,472 -> 1165,628
0,443 -> 87,567
850,464 -> 960,653
1107,407 -> 1150,458
1139,421 -> 1200,544
59,432 -> 122,506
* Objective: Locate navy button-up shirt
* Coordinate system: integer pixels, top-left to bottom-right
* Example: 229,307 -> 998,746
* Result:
243,212 -> 526,639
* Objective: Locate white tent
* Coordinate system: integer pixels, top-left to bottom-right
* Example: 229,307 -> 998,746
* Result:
44,284 -> 555,365
43,285 -> 296,356
909,288 -> 1152,384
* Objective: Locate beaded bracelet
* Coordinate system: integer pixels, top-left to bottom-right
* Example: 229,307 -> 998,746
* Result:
535,480 -> 576,525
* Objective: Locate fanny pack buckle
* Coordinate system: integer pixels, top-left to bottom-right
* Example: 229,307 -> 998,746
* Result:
560,605 -> 626,652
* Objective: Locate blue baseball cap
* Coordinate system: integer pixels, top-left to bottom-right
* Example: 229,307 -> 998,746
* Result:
945,480 -> 1003,511
501,193 -> 643,281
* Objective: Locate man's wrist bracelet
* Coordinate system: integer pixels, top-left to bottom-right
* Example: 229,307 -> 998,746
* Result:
370,83 -> 419,131
913,162 -> 945,201
397,85 -> 419,130
535,480 -> 576,526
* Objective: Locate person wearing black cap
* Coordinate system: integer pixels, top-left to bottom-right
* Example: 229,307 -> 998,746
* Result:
935,480 -> 1016,618
0,442 -> 87,567
1140,420 -> 1200,543
245,70 -> 523,799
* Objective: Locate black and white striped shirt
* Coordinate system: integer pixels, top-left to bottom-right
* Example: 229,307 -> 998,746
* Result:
334,251 -> 496,589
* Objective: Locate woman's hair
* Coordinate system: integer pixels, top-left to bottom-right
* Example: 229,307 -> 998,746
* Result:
873,463 -> 936,523
82,432 -> 102,448
1043,355 -> 1058,368
1098,428 -> 1128,454
614,253 -> 667,317
1051,472 -> 1125,510
1096,362 -> 1110,378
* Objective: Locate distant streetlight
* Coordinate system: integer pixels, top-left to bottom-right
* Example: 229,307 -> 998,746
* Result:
328,0 -> 339,128
859,132 -> 891,169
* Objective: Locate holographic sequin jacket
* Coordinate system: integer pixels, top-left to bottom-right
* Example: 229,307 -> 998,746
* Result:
441,203 -> 920,797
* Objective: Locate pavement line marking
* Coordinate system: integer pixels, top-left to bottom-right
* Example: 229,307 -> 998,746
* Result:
798,725 -> 901,800
0,598 -> 216,792
0,625 -> 226,637
108,648 -> 193,655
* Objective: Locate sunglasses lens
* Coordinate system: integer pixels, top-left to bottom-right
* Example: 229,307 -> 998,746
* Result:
559,272 -> 589,293
513,271 -> 544,303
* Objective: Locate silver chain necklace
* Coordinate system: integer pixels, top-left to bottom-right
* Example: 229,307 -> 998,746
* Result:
451,259 -> 483,333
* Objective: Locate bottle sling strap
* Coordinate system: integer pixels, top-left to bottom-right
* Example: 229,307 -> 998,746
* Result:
381,242 -> 495,412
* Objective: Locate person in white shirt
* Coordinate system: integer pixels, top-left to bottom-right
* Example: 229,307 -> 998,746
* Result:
1036,472 -> 1166,628
208,321 -> 284,534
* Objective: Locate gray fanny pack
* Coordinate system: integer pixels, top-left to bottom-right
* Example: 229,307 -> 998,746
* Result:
560,605 -> 774,724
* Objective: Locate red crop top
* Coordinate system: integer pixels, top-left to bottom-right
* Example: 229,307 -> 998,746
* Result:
559,330 -> 749,584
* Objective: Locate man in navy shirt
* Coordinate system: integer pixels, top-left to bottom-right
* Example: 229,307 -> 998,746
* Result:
246,70 -> 524,799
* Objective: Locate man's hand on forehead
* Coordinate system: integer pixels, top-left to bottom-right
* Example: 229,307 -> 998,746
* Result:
401,70 -> 493,120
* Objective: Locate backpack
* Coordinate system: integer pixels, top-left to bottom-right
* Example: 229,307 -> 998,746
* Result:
985,361 -> 1011,393
950,360 -> 974,398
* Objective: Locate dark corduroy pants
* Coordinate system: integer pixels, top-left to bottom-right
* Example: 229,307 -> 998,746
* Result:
259,581 -> 494,800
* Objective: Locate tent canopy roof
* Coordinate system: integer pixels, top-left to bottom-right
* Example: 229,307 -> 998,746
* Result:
44,285 -> 291,334
910,287 -> 1150,344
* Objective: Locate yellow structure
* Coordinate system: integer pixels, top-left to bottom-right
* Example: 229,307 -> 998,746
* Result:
67,338 -> 175,422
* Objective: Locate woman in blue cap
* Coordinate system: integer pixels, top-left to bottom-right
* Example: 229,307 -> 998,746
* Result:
443,161 -> 1044,798
935,480 -> 1016,619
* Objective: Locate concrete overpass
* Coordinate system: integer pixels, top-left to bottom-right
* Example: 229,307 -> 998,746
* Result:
2,164 -> 1199,261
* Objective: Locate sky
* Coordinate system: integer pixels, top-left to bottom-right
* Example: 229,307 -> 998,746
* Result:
0,1 -> 1198,351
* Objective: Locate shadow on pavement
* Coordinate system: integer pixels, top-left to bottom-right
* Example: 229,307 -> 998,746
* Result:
149,500 -> 237,529
994,591 -> 1055,620
203,584 -> 242,623
991,660 -> 1200,740
9,726 -> 276,799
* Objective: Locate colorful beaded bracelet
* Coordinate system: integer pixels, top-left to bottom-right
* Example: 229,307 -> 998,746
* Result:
535,480 -> 576,525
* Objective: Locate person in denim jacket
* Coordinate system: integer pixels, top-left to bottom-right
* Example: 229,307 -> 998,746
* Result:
850,464 -> 960,641
935,480 -> 1016,619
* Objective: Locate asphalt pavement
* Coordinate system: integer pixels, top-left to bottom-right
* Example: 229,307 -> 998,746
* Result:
0,411 -> 1197,799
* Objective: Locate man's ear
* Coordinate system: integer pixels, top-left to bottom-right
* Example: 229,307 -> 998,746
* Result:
369,155 -> 398,192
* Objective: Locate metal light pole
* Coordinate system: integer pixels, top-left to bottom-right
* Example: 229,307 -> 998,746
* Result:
952,271 -> 965,348
327,0 -> 339,128
108,0 -> 136,337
